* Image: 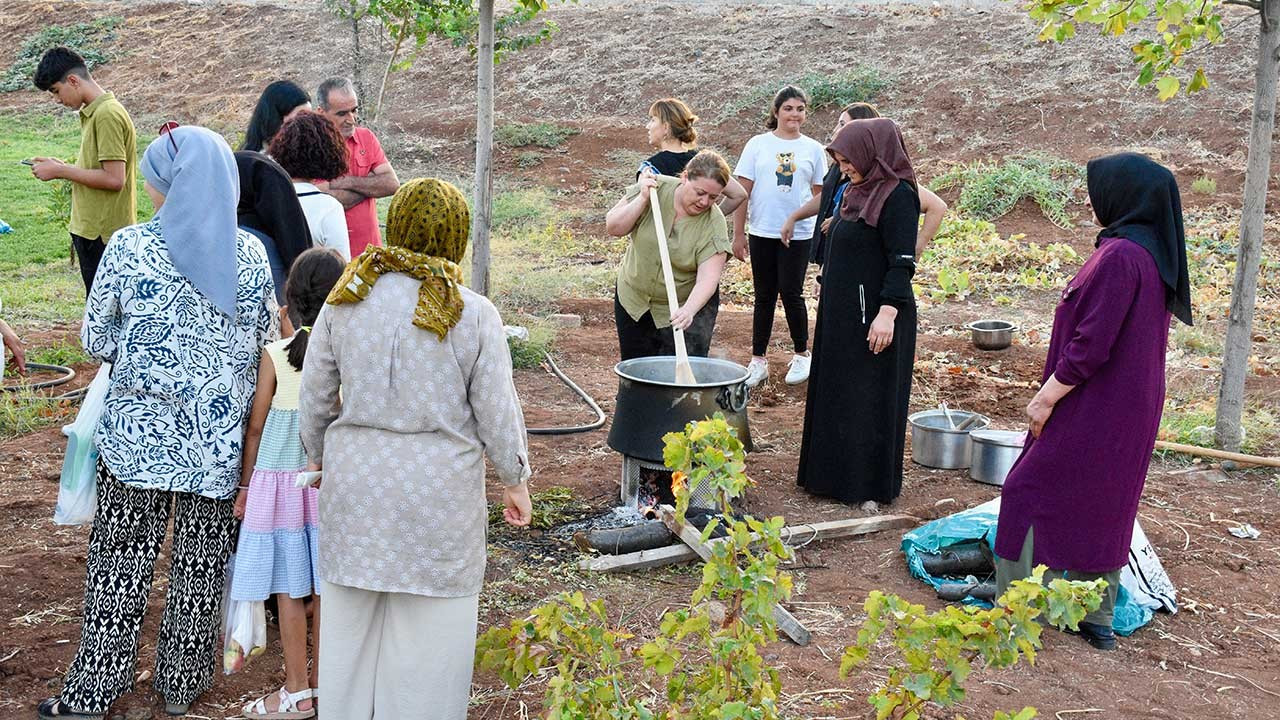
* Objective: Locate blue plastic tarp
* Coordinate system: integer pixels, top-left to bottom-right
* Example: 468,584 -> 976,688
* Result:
901,498 -> 1175,635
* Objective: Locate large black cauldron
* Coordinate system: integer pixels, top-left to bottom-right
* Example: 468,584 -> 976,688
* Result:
606,356 -> 753,463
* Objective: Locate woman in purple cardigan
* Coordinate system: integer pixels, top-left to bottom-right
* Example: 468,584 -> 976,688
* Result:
994,153 -> 1192,651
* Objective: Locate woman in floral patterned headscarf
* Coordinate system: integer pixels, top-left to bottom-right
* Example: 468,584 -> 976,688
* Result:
299,178 -> 533,720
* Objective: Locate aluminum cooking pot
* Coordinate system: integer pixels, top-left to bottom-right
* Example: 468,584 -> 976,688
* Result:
968,429 -> 1027,486
908,409 -> 990,469
965,319 -> 1017,351
607,356 -> 753,462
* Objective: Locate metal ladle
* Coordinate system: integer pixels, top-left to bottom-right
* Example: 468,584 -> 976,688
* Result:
939,401 -> 956,429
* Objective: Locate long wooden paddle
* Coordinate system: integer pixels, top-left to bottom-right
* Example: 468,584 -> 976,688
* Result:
648,187 -> 697,385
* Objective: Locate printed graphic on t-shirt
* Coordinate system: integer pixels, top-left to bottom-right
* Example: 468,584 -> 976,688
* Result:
775,152 -> 796,192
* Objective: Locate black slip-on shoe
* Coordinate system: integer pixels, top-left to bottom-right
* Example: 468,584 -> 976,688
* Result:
36,698 -> 103,720
1067,620 -> 1117,651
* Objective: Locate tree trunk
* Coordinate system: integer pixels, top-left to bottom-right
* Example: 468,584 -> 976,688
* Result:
1215,0 -> 1280,450
351,4 -> 365,102
371,22 -> 407,126
471,0 -> 496,296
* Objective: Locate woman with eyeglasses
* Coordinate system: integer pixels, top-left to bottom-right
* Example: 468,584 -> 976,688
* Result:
38,125 -> 277,720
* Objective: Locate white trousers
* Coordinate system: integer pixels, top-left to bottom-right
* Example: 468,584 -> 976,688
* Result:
319,580 -> 479,720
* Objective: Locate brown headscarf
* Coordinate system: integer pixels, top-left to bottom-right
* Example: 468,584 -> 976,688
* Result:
827,118 -> 916,228
327,178 -> 470,340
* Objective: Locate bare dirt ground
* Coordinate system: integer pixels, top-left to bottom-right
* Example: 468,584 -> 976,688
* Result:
2,0 -> 1280,718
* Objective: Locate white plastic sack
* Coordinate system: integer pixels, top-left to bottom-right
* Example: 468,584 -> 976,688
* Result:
1120,520 -> 1178,614
221,554 -> 267,674
53,363 -> 111,525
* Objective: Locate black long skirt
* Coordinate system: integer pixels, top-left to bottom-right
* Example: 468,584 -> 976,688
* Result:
796,219 -> 916,505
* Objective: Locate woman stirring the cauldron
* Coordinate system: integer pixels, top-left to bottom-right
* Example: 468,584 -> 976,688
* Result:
796,118 -> 919,510
606,149 -> 743,361
994,153 -> 1191,651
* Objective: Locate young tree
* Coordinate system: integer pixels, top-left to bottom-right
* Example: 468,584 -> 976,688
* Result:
325,0 -> 561,296
1024,0 -> 1279,450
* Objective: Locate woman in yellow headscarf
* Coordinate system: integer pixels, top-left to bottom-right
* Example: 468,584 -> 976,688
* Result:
299,179 -> 533,720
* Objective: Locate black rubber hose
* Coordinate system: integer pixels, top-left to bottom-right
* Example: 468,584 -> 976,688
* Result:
8,353 -> 606,434
2,362 -> 76,391
527,350 -> 607,435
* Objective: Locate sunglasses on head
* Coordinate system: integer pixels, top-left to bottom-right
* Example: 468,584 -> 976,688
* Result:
158,121 -> 180,154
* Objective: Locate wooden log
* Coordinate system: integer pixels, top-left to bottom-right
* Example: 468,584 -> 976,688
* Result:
575,521 -> 675,555
1154,440 -> 1280,468
579,513 -> 920,573
658,505 -> 812,646
579,543 -> 696,573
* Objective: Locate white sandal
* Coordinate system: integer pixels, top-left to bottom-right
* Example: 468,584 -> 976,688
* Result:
242,686 -> 316,720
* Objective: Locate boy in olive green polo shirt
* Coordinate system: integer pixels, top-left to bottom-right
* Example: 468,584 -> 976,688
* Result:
31,47 -> 137,294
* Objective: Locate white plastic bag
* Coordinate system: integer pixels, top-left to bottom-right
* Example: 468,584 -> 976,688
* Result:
54,363 -> 111,525
221,554 -> 267,674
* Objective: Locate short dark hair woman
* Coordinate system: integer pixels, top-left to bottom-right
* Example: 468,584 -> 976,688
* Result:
242,80 -> 312,153
270,110 -> 352,259
994,153 -> 1191,651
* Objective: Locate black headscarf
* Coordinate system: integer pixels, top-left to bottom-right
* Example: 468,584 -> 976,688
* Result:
234,151 -> 313,274
1086,153 -> 1192,326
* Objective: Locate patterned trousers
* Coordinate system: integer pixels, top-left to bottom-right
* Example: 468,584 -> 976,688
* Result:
59,461 -> 237,713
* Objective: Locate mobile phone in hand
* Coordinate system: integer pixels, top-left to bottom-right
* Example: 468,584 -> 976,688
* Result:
19,159 -> 34,166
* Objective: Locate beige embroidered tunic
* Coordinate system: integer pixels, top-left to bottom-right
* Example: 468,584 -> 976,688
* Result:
299,273 -> 531,597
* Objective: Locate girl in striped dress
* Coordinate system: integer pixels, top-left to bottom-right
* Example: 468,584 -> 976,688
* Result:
232,248 -> 345,719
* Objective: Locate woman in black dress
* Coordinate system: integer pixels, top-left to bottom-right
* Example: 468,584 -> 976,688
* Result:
796,118 -> 919,509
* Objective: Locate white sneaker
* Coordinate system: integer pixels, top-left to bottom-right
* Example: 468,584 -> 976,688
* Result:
744,357 -> 769,388
785,353 -> 811,385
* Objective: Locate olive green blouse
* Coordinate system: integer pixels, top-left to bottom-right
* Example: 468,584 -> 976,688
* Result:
616,176 -> 732,328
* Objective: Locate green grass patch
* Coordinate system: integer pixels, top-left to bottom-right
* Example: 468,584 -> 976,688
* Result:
720,66 -> 889,121
1159,398 -> 1279,455
1,17 -> 124,93
492,187 -> 559,227
507,322 -> 556,370
465,186 -> 622,314
516,151 -> 543,168
2,263 -> 87,324
914,213 -> 1080,303
27,342 -> 90,367
488,485 -> 582,530
495,122 -> 579,149
478,221 -> 620,315
1191,176 -> 1217,195
0,111 -> 155,324
930,154 -> 1085,228
0,390 -> 71,440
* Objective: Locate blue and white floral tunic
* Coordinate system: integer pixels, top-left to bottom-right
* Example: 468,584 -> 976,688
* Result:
82,218 -> 278,499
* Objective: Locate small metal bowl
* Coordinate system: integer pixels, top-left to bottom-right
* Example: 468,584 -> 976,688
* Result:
965,320 -> 1017,351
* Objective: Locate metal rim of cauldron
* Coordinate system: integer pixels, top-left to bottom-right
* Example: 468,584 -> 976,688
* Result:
613,356 -> 750,388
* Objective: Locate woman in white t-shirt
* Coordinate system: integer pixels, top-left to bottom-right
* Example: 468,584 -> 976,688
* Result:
732,85 -> 827,388
270,110 -> 352,260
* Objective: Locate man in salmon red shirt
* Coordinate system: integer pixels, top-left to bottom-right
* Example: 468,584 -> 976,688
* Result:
315,77 -> 400,256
